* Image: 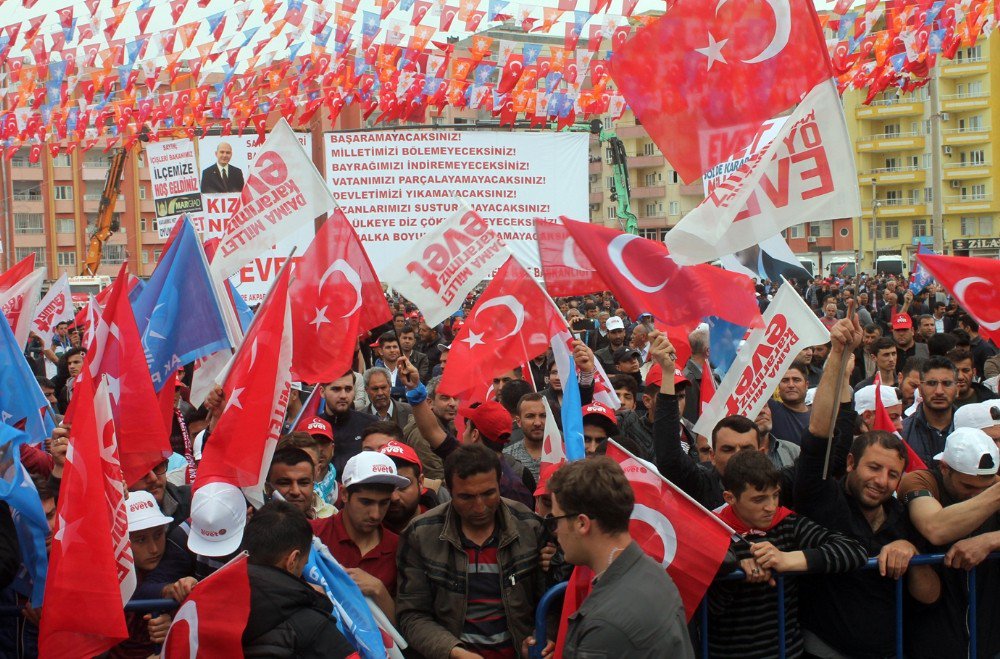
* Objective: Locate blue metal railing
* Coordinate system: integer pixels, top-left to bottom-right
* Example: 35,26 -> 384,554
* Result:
0,597 -> 179,618
531,552 -> 1000,659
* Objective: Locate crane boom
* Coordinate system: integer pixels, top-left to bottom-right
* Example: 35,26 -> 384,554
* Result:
82,147 -> 128,275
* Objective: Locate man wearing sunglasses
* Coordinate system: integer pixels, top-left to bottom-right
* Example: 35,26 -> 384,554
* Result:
543,458 -> 693,658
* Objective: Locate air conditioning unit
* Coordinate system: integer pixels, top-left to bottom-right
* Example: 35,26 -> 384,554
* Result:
589,203 -> 600,211
807,236 -> 818,243
944,146 -> 953,156
951,180 -> 962,189
941,112 -> 950,122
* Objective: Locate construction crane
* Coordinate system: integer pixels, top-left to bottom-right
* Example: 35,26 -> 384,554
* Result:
584,119 -> 638,235
81,147 -> 128,275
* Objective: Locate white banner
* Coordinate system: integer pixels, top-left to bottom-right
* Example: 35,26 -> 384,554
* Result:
325,130 -> 588,278
666,80 -> 862,265
145,140 -> 202,219
210,119 -> 334,282
31,274 -> 74,345
385,202 -> 510,326
0,269 -> 44,347
694,282 -> 830,439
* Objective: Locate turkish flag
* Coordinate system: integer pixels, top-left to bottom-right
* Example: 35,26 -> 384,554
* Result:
162,553 -> 251,658
700,365 -> 717,414
0,253 -> 36,293
193,261 -> 292,507
873,374 -> 927,473
290,206 -> 389,384
72,263 -> 170,486
535,218 -> 608,296
40,376 -> 135,659
561,217 -> 762,331
606,441 -> 733,619
0,268 -> 44,347
916,253 -> 1000,344
440,256 -> 562,397
610,0 -> 832,183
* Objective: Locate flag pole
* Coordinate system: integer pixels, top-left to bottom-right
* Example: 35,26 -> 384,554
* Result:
821,299 -> 855,480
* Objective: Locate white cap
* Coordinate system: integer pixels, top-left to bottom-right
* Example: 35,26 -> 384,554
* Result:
934,427 -> 1000,476
126,491 -> 173,532
854,385 -> 901,415
342,452 -> 410,489
187,482 -> 247,557
605,316 -> 625,331
954,401 -> 1000,431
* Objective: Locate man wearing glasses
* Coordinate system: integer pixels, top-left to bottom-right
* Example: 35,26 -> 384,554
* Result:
128,458 -> 191,532
902,356 -> 959,466
543,457 -> 693,658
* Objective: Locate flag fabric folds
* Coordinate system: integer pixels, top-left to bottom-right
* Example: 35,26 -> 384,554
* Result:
0,424 -> 49,606
535,217 -> 607,297
0,268 -> 45,347
915,252 -> 1000,344
30,274 -> 74,346
0,313 -> 56,443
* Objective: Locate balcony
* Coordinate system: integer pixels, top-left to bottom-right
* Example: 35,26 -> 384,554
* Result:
589,192 -> 603,204
856,99 -> 925,119
940,57 -> 989,78
944,194 -> 993,214
630,185 -> 666,199
859,166 -> 926,185
856,131 -> 925,152
943,126 -> 991,146
943,161 -> 991,179
615,125 -> 647,139
630,154 -> 664,169
9,161 -> 43,180
82,166 -> 108,179
589,160 -> 602,174
679,183 -> 704,196
941,92 -> 989,113
862,199 -> 926,218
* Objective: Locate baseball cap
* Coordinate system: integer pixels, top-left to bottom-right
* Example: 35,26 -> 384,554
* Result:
644,363 -> 689,388
187,482 -> 247,557
342,451 -> 411,489
297,416 -> 333,442
891,313 -> 913,330
379,440 -> 423,472
582,402 -> 618,433
934,427 -> 1000,476
954,401 -> 1000,431
613,347 -> 641,363
458,400 -> 513,445
437,343 -> 452,352
853,385 -> 901,415
126,491 -> 173,533
605,316 -> 625,331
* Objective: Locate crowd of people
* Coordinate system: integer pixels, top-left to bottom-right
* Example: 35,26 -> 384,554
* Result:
2,268 -> 1000,658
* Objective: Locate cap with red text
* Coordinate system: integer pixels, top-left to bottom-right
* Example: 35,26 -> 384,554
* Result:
892,313 -> 913,330
379,440 -> 423,473
582,402 -> 618,434
342,451 -> 411,489
297,416 -> 333,442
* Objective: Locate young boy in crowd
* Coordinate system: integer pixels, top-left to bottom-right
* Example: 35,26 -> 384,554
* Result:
708,450 -> 868,658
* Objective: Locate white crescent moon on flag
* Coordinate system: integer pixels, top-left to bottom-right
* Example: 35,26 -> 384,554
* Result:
954,276 -> 1000,331
319,259 -> 363,317
162,600 -> 199,655
475,295 -> 525,339
562,237 -> 587,271
742,0 -> 792,63
607,234 -> 670,293
631,503 -> 677,569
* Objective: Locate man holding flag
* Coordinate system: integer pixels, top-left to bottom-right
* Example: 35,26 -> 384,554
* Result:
545,457 -> 694,657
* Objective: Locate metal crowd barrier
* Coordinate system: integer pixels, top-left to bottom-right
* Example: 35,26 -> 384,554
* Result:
531,552 -> 1000,659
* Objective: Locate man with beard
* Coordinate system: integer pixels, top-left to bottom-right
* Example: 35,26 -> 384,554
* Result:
503,393 -> 546,482
946,347 -> 998,408
897,356 -> 926,413
755,404 -> 799,469
378,441 -> 438,534
319,373 -> 379,479
795,313 -> 938,658
768,363 -> 811,446
401,375 -> 452,480
594,316 -> 628,373
903,356 -> 958,466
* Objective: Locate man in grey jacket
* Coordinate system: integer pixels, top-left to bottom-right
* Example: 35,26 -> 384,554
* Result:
546,457 -> 694,658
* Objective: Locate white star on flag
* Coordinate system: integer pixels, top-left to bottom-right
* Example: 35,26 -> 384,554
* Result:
225,387 -> 245,413
695,32 -> 728,70
309,306 -> 331,330
462,330 -> 485,348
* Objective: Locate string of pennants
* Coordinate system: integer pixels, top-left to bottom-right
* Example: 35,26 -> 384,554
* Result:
0,0 -> 993,159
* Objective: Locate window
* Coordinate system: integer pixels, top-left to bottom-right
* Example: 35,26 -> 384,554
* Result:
153,249 -> 162,262
638,228 -> 661,241
969,81 -> 983,96
606,176 -> 615,190
885,190 -> 902,205
52,154 -> 71,167
669,171 -> 679,184
606,206 -> 617,221
787,224 -> 804,238
142,251 -> 150,264
925,187 -> 934,203
809,220 -> 833,237
54,186 -> 72,200
644,202 -> 662,216
644,172 -> 662,186
979,217 -> 993,235
56,251 -> 76,267
101,244 -> 127,265
14,213 -> 43,234
923,153 -> 932,169
962,184 -> 987,200
909,156 -> 919,169
884,124 -> 900,136
962,217 -> 981,236
923,119 -> 932,134
139,186 -> 147,200
14,247 -> 45,263
884,157 -> 899,171
884,220 -> 899,239
642,142 -> 655,156
57,218 -> 74,234
908,189 -> 920,204
668,201 -> 680,215
912,219 -> 928,237
868,222 -> 883,240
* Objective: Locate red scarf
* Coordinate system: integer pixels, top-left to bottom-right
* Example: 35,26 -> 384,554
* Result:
716,503 -> 794,537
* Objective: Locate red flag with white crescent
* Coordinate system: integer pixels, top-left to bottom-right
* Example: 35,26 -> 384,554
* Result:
535,218 -> 607,297
916,252 -> 1000,344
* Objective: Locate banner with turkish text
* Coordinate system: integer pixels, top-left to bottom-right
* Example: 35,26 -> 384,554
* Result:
694,282 -> 830,438
146,139 -> 202,220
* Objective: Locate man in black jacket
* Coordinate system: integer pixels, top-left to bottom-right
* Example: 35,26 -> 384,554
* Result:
241,501 -> 357,658
319,373 -> 378,478
200,142 -> 245,193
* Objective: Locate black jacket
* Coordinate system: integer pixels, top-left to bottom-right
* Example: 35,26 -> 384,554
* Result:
242,564 -> 357,659
200,163 -> 245,193
321,407 -> 379,477
0,504 -> 20,591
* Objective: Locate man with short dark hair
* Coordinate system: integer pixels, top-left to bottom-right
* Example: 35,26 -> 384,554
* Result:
396,444 -> 545,659
768,363 -> 811,446
854,336 -> 898,390
903,356 -> 958,465
398,324 -> 430,383
958,314 -> 998,377
319,373 -> 379,479
547,458 -> 694,658
266,447 -> 318,518
946,347 -> 998,408
374,332 -> 406,399
892,312 -> 929,362
241,501 -> 356,658
360,421 -> 405,452
898,356 -> 926,412
379,441 -> 438,534
310,452 -> 409,620
503,393 -> 546,482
